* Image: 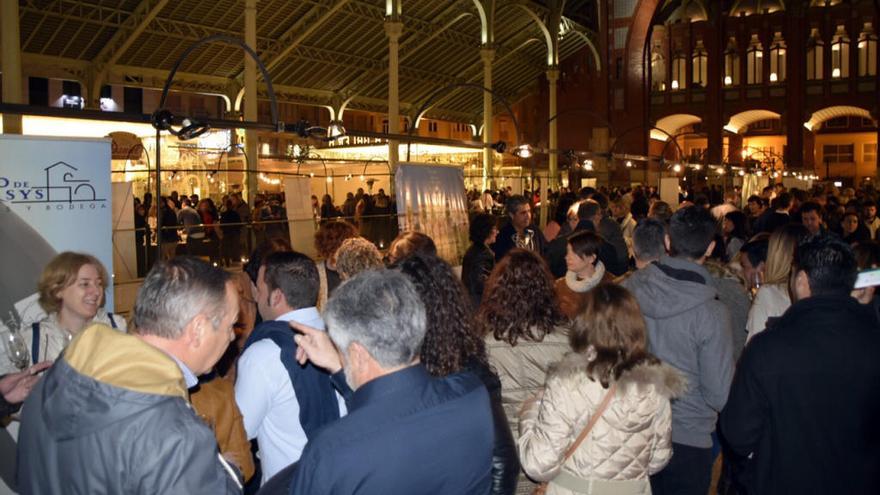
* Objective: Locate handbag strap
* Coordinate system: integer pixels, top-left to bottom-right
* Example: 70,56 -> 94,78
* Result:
562,382 -> 618,461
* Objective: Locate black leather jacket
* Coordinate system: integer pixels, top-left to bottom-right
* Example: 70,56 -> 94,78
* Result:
465,359 -> 520,495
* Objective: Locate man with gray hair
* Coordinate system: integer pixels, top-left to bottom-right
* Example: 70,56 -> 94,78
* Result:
289,270 -> 494,494
18,257 -> 242,494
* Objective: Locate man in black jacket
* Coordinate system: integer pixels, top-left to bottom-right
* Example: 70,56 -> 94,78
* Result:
720,235 -> 880,494
492,195 -> 545,260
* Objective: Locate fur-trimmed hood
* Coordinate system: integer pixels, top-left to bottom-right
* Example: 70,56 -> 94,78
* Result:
552,352 -> 688,399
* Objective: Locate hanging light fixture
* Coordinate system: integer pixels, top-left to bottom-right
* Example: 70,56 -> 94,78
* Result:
327,120 -> 346,138
513,144 -> 533,158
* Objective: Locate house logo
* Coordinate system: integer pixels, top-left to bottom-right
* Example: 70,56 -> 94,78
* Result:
0,161 -> 107,211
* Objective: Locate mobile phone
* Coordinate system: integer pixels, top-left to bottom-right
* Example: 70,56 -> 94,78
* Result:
855,268 -> 880,290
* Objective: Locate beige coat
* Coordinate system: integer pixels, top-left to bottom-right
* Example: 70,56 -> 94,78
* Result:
486,326 -> 571,494
519,353 -> 686,495
0,310 -> 126,374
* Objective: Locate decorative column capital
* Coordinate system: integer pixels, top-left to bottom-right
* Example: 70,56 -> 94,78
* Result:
384,20 -> 403,42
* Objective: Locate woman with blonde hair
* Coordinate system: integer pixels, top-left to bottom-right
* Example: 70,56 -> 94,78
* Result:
335,237 -> 383,280
519,284 -> 685,495
745,223 -> 809,343
0,252 -> 126,374
313,220 -> 359,309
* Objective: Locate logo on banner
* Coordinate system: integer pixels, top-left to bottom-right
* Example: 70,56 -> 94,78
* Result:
0,161 -> 107,211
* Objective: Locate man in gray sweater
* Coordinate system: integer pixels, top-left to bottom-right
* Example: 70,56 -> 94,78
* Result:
623,206 -> 734,495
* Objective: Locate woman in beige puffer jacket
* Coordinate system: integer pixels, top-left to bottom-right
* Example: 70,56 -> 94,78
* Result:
518,284 -> 686,495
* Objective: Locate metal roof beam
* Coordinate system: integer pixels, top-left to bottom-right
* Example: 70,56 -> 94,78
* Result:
91,0 -> 170,72
261,0 -> 351,73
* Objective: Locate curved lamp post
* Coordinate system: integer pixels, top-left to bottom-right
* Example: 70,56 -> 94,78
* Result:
150,34 -> 282,262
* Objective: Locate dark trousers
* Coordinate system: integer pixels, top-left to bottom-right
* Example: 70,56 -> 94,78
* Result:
650,442 -> 715,495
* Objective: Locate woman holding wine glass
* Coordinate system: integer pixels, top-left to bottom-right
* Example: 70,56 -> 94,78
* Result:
0,252 -> 126,374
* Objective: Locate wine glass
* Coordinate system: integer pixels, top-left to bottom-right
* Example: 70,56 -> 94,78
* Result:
3,330 -> 30,371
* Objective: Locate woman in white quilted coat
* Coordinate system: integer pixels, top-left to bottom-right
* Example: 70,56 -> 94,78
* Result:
518,284 -> 685,495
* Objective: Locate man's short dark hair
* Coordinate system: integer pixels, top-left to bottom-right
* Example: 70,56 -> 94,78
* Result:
469,213 -> 496,244
747,195 -> 762,206
578,187 -> 596,199
800,201 -> 822,217
262,251 -> 320,309
505,195 -> 529,216
740,236 -> 769,267
794,235 -> 857,296
669,206 -> 717,259
567,231 -> 603,265
773,192 -> 792,210
632,218 -> 667,261
590,192 -> 608,210
577,199 -> 601,221
133,256 -> 231,339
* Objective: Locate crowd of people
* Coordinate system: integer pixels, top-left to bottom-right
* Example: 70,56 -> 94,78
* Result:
3,179 -> 880,495
131,187 -> 400,277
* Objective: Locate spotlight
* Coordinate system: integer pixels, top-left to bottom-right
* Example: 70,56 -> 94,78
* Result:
326,176 -> 333,183
490,141 -> 508,154
738,170 -> 745,176
672,164 -> 682,173
327,120 -> 346,139
583,160 -> 594,171
625,160 -> 633,168
513,144 -> 533,158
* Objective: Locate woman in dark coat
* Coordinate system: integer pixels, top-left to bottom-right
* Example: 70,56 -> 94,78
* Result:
461,213 -> 498,310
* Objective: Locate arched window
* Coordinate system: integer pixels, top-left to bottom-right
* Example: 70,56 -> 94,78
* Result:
807,28 -> 824,80
672,54 -> 687,90
651,43 -> 667,91
859,23 -> 877,77
746,34 -> 764,84
692,40 -> 708,88
769,32 -> 786,82
724,37 -> 740,86
831,25 -> 850,78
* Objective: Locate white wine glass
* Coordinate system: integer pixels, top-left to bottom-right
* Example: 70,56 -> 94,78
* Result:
3,330 -> 30,371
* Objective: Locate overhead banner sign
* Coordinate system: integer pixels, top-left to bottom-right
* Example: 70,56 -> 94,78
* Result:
0,135 -> 113,328
283,176 -> 318,259
395,163 -> 469,265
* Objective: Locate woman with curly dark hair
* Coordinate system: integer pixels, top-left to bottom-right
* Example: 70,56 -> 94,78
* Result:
313,220 -> 359,309
395,253 -> 519,494
477,248 -> 569,495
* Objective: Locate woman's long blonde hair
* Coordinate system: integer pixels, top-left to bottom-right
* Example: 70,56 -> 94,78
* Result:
763,224 -> 809,286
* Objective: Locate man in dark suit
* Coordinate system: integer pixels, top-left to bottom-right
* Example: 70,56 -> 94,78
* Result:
752,192 -> 792,234
289,270 -> 493,495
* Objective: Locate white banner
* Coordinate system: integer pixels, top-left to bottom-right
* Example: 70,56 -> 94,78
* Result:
0,135 -> 114,327
284,177 -> 318,259
395,163 -> 469,265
